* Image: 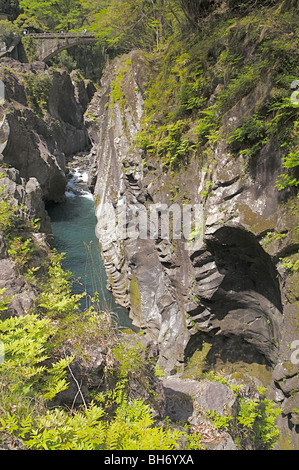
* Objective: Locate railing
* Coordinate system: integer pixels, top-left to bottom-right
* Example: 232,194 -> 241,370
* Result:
25,32 -> 97,39
0,32 -> 97,59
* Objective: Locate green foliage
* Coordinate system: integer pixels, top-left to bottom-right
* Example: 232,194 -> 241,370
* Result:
7,236 -> 37,270
135,7 -> 299,171
52,308 -> 119,357
0,313 -> 71,417
2,1 -> 297,452
0,19 -> 20,42
92,0 -> 180,52
178,0 -> 212,28
37,250 -> 84,318
156,121 -> 195,168
276,148 -> 299,191
279,254 -> 299,273
51,50 -> 77,73
137,119 -> 195,169
21,35 -> 38,62
0,185 -> 17,234
262,231 -> 287,248
107,399 -> 182,450
22,72 -> 52,114
1,181 -> 39,239
184,431 -> 205,450
183,370 -> 281,450
0,311 -> 183,450
18,0 -> 88,32
207,410 -> 233,431
275,117 -> 299,190
282,151 -> 299,170
0,172 -> 185,451
109,340 -> 157,406
109,61 -> 131,116
113,341 -> 147,379
1,398 -> 183,450
227,113 -> 268,158
227,0 -> 279,11
0,281 -> 185,450
0,288 -> 13,314
236,397 -> 281,449
217,61 -> 269,113
0,0 -> 21,21
0,181 -> 43,273
194,106 -> 221,144
228,93 -> 298,167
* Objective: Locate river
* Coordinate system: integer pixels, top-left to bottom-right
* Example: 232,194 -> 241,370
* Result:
46,163 -> 133,329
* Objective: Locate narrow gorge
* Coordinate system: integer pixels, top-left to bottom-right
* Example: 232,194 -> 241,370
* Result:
84,44 -> 299,448
0,0 -> 298,451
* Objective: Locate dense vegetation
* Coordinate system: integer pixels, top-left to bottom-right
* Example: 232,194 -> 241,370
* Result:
0,192 -> 281,449
0,183 -> 187,449
0,0 -> 298,450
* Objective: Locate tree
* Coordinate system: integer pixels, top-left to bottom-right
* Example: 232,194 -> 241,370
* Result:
0,0 -> 20,21
0,19 -> 20,41
18,0 -> 89,31
92,0 -> 179,52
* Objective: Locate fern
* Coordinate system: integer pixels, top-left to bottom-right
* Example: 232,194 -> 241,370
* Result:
0,185 -> 18,234
15,398 -> 183,450
236,397 -> 281,449
41,356 -> 74,401
0,288 -> 12,312
37,250 -> 85,318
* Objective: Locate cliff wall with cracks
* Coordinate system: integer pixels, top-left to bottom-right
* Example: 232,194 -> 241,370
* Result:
86,46 -> 298,448
0,58 -> 93,202
86,52 -> 191,373
0,58 -> 95,317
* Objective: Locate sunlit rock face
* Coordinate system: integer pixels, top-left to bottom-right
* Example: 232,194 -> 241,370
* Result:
0,59 -> 92,202
86,50 -> 286,374
86,46 -> 298,447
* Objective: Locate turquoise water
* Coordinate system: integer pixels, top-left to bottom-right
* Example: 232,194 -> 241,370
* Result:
46,169 -> 132,329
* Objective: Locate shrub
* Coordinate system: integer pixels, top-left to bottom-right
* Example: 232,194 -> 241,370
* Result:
0,184 -> 18,234
22,72 -> 52,114
236,396 -> 281,449
0,314 -> 70,417
1,398 -> 183,450
37,250 -> 85,319
0,313 -> 184,450
0,19 -> 20,43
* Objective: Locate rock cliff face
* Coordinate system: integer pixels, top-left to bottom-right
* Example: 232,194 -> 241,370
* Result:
0,59 -> 92,202
86,50 -> 298,448
0,33 -> 297,448
0,59 -> 94,316
0,166 -> 51,317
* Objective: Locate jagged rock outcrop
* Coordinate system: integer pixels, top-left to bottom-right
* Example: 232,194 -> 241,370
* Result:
86,51 -> 190,372
86,51 -> 286,371
0,59 -> 92,202
161,375 -> 239,450
0,167 -> 51,317
0,60 -> 94,317
86,49 -> 298,448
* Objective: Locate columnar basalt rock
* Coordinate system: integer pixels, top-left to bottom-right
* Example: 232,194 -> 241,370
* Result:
86,50 -> 298,447
87,51 -> 286,372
